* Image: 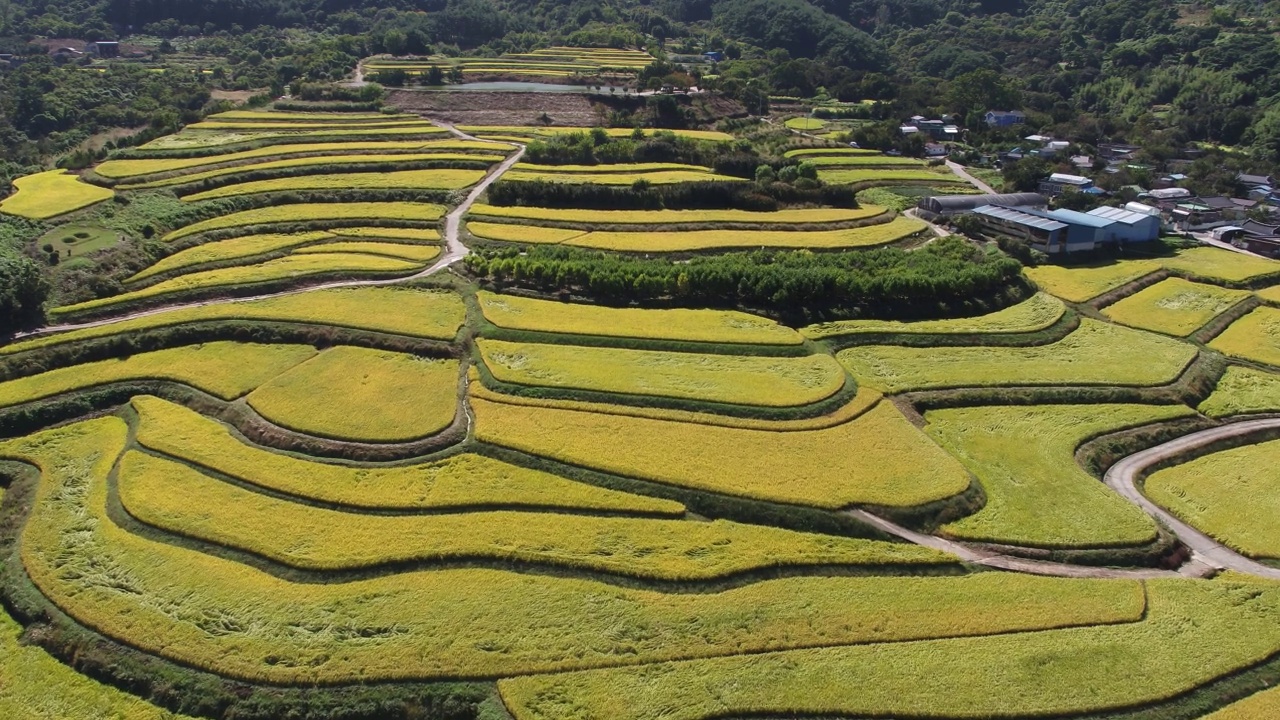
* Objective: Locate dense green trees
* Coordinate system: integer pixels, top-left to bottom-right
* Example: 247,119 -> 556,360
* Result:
0,254 -> 50,333
466,237 -> 1025,321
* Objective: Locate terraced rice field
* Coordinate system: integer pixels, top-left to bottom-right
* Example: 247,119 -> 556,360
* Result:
817,168 -> 967,185
52,252 -> 428,316
477,291 -> 803,345
364,47 -> 654,78
472,394 -> 971,508
245,347 -> 459,442
0,341 -> 315,408
6,105 -> 1280,720
498,580 -> 1279,720
838,319 -> 1197,393
120,153 -> 505,190
478,339 -> 845,406
803,292 -> 1064,339
1208,306 -> 1280,366
784,117 -> 826,130
925,404 -> 1189,547
1144,438 -> 1280,559
1204,686 -> 1280,719
183,168 -> 487,201
0,169 -> 114,219
3,287 -> 464,356
163,201 -> 445,241
502,168 -> 744,185
1102,277 -> 1251,336
131,395 -> 679,512
95,140 -> 507,179
467,203 -> 886,226
1197,366 -> 1280,417
470,214 -> 925,251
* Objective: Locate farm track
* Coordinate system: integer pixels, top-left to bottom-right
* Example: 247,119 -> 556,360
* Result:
856,415 -> 1280,580
12,122 -> 525,341
1103,417 -> 1280,580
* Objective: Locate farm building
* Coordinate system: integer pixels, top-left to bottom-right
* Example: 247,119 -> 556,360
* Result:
917,193 -> 1047,218
87,41 -> 119,58
971,204 -> 1159,255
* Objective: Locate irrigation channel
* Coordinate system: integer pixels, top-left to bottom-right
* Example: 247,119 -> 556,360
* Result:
7,122 -> 1279,582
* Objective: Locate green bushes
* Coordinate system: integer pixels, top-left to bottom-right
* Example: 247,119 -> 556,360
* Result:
485,178 -> 856,211
465,237 -> 1026,323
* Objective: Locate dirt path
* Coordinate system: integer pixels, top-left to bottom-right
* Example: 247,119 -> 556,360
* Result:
1103,417 -> 1280,580
846,509 -> 1209,580
945,160 -> 996,194
13,123 -> 524,341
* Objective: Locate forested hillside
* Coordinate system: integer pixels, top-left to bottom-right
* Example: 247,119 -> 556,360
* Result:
2,0 -> 1278,172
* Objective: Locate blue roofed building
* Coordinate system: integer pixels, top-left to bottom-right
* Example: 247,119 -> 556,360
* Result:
970,204 -> 1159,255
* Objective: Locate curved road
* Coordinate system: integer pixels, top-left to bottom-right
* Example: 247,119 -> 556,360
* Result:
12,124 -> 525,341
1104,417 -> 1280,580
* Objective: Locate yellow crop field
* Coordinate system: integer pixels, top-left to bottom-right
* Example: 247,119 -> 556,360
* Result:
817,168 -> 966,185
503,169 -> 745,185
467,221 -> 586,244
330,226 -> 439,241
1145,439 -> 1280,560
803,292 -> 1065,339
497,579 -> 1280,720
838,319 -> 1197,393
0,169 -> 114,220
784,117 -> 826,130
925,404 -> 1191,547
1102,277 -> 1250,336
803,155 -> 926,167
8,423 -> 1146,683
0,605 -> 196,719
128,231 -> 334,282
139,125 -> 447,151
131,395 -> 682,514
783,148 -> 881,158
183,168 -> 488,202
563,215 -> 925,252
1025,260 -> 1161,302
120,450 -> 949,578
466,203 -> 887,226
163,201 -> 446,242
1208,306 -> 1280,366
479,339 -> 845,407
477,291 -> 803,345
512,162 -> 713,174
292,241 -> 441,262
1197,366 -> 1280,418
246,347 -> 458,442
53,252 -> 425,316
1205,686 -> 1280,719
470,372 -> 878,431
457,126 -> 734,142
472,395 -> 971,509
121,153 -> 504,189
4,287 -> 464,356
1260,284 -> 1280,302
0,341 -> 314,407
189,119 -> 435,131
95,140 -> 506,179
1162,246 -> 1280,283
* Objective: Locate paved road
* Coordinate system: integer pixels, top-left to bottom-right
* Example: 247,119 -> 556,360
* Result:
1103,417 -> 1280,580
945,160 -> 996,194
12,123 -> 524,341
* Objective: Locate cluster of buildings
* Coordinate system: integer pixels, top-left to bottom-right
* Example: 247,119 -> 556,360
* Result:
917,193 -> 1161,256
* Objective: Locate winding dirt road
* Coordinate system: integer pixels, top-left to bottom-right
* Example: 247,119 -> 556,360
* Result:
1103,417 -> 1280,580
945,160 -> 997,194
13,124 -> 525,341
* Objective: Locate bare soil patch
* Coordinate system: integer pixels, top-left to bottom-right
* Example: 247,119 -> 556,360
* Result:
388,90 -> 603,126
212,90 -> 259,104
